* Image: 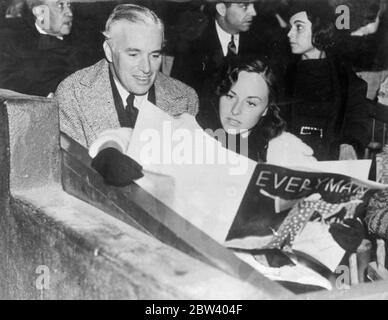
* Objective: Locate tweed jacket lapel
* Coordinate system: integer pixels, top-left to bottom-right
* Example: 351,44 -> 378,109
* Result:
154,72 -> 187,116
78,59 -> 120,137
154,73 -> 170,114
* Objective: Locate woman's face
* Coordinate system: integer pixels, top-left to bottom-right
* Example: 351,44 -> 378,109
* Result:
219,71 -> 269,134
287,11 -> 316,57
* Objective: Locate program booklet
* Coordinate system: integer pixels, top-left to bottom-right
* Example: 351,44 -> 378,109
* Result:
225,163 -> 387,279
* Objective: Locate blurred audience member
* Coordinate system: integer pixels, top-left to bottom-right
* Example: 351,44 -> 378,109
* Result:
5,0 -> 24,18
0,0 -> 90,96
333,0 -> 388,99
170,1 -> 262,93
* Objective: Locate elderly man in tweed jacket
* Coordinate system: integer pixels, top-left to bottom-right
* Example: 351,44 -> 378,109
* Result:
56,4 -> 198,148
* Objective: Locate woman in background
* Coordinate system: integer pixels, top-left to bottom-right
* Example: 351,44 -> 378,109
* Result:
282,0 -> 370,161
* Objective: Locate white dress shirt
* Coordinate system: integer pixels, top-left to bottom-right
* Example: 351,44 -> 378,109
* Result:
113,77 -> 148,110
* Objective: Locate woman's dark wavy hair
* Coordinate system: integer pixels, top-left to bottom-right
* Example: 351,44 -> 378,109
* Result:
288,0 -> 336,53
216,58 -> 286,142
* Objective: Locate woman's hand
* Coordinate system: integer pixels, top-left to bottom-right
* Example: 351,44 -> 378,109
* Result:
339,144 -> 358,160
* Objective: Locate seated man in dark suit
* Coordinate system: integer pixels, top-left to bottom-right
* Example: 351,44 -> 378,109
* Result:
56,4 -> 199,149
170,1 -> 263,93
0,0 -> 88,96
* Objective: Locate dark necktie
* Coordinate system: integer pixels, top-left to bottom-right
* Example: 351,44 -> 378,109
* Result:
125,94 -> 138,128
227,34 -> 237,57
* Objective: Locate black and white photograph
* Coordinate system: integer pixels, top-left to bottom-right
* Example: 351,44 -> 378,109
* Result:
0,0 -> 388,304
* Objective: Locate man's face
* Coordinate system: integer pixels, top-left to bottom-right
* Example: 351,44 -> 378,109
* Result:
223,3 -> 257,33
104,21 -> 163,95
42,0 -> 73,36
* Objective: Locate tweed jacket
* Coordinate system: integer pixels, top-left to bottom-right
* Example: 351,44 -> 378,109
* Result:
56,59 -> 199,148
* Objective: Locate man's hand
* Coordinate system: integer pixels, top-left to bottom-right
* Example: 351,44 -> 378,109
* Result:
339,144 -> 358,160
91,148 -> 144,187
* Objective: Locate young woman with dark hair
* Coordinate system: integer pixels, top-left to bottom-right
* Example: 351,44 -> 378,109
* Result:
87,57 -> 316,188
197,57 -> 316,164
282,0 -> 370,161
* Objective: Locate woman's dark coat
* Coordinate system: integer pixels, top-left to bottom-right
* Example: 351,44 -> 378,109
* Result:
280,56 -> 370,160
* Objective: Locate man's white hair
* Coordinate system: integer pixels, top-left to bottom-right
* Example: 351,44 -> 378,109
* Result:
103,4 -> 164,40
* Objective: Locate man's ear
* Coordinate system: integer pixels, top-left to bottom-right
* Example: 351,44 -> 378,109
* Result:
215,3 -> 227,17
32,5 -> 46,24
103,40 -> 113,63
